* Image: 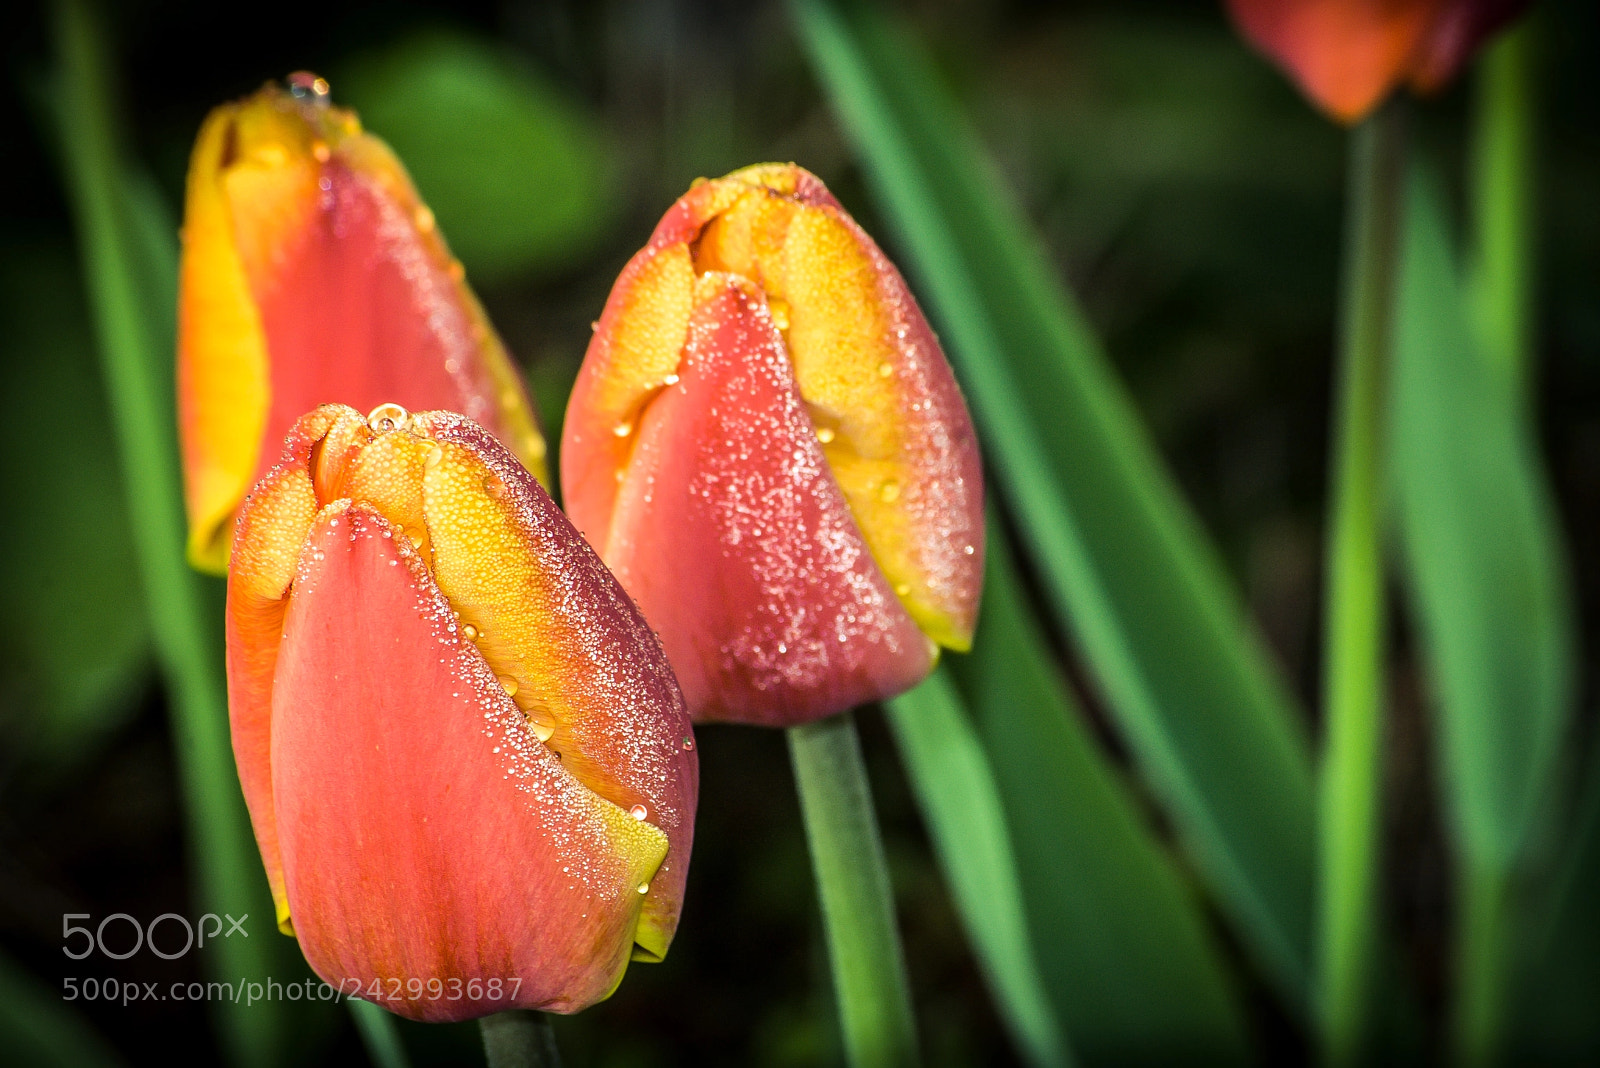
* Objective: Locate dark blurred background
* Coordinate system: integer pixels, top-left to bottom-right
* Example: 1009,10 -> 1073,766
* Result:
1,0 -> 1595,1064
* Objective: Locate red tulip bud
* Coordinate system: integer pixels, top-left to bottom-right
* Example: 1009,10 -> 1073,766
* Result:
227,403 -> 695,1020
179,76 -> 547,573
562,164 -> 984,727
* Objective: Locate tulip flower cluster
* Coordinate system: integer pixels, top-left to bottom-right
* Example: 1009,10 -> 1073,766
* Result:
183,74 -> 979,1032
563,163 -> 984,726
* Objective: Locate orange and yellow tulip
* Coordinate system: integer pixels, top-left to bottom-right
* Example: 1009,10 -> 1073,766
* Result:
1226,0 -> 1528,123
227,403 -> 695,1021
179,74 -> 545,573
562,164 -> 984,727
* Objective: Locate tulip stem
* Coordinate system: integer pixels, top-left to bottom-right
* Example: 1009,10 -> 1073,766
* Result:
479,1011 -> 560,1068
789,712 -> 919,1068
1316,100 -> 1407,1066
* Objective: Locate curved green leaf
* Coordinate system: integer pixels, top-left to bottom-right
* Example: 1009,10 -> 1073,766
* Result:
886,669 -> 1072,1068
946,528 -> 1248,1062
790,0 -> 1314,1005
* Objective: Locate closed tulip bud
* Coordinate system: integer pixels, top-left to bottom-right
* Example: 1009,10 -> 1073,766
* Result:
1226,0 -> 1529,123
562,164 -> 983,727
179,74 -> 546,573
228,402 -> 695,1021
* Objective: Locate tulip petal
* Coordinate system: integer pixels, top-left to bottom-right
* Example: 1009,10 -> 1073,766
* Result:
1227,0 -> 1446,123
605,273 -> 934,726
272,502 -> 668,1020
563,164 -> 983,665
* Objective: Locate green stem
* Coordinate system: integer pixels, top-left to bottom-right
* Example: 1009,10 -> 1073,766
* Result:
1469,20 -> 1537,396
1453,864 -> 1511,1067
789,713 -> 919,1068
350,1000 -> 412,1068
479,1011 -> 561,1068
1316,101 -> 1408,1067
51,2 -> 282,1065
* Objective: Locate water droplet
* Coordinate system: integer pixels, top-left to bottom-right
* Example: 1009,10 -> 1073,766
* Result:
629,804 -> 648,821
311,549 -> 325,562
366,402 -> 408,434
413,205 -> 435,232
895,582 -> 911,597
879,479 -> 901,503
462,624 -> 479,641
662,373 -> 680,386
311,140 -> 330,163
448,260 -> 465,281
484,476 -> 507,499
612,421 -> 633,438
637,882 -> 650,895
877,361 -> 894,378
498,675 -> 518,697
405,529 -> 424,548
963,544 -> 975,555
815,426 -> 836,444
286,71 -> 331,102
681,735 -> 695,751
529,717 -> 555,743
768,299 -> 791,331
424,445 -> 443,468
444,358 -> 460,374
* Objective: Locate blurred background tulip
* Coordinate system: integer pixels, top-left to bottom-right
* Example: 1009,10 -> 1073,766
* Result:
227,403 -> 695,1021
563,164 -> 982,727
1227,0 -> 1530,122
178,80 -> 547,573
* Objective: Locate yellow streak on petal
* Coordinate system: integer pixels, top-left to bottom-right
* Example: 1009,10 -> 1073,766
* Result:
179,102 -> 276,573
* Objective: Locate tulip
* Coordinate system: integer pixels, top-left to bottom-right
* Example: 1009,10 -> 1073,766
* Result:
562,163 -> 983,727
1226,0 -> 1529,123
179,73 -> 547,574
227,402 -> 695,1021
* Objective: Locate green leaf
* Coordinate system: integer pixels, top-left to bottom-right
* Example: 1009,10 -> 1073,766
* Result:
948,528 -> 1249,1062
0,951 -> 125,1067
0,240 -> 148,766
886,669 -> 1072,1068
1389,161 -> 1574,873
337,30 -> 618,285
790,0 -> 1314,1005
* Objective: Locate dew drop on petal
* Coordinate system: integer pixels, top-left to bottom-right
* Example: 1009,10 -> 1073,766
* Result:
629,804 -> 648,821
367,402 -> 409,434
879,479 -> 901,503
462,624 -> 479,641
528,717 -> 555,743
484,476 -> 507,499
663,373 -> 680,386
815,426 -> 836,444
682,735 -> 695,751
637,883 -> 650,895
413,205 -> 435,232
612,421 -> 633,438
424,445 -> 443,468
877,361 -> 894,378
287,71 -> 331,102
311,140 -> 330,163
895,582 -> 912,597
497,675 -> 518,697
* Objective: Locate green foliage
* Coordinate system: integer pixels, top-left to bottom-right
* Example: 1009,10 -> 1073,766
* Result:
791,0 -> 1315,1007
1390,162 -> 1574,874
949,529 -> 1249,1062
885,668 -> 1071,1068
337,30 -> 619,286
0,241 -> 148,767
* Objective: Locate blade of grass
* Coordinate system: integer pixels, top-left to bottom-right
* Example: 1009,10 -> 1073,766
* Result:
0,950 -> 126,1067
789,713 -> 919,1068
1389,159 -> 1574,1067
1316,101 -> 1407,1066
886,669 -> 1072,1068
791,0 -> 1314,1007
949,523 -> 1249,1062
50,2 -> 286,1064
350,1000 -> 412,1068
